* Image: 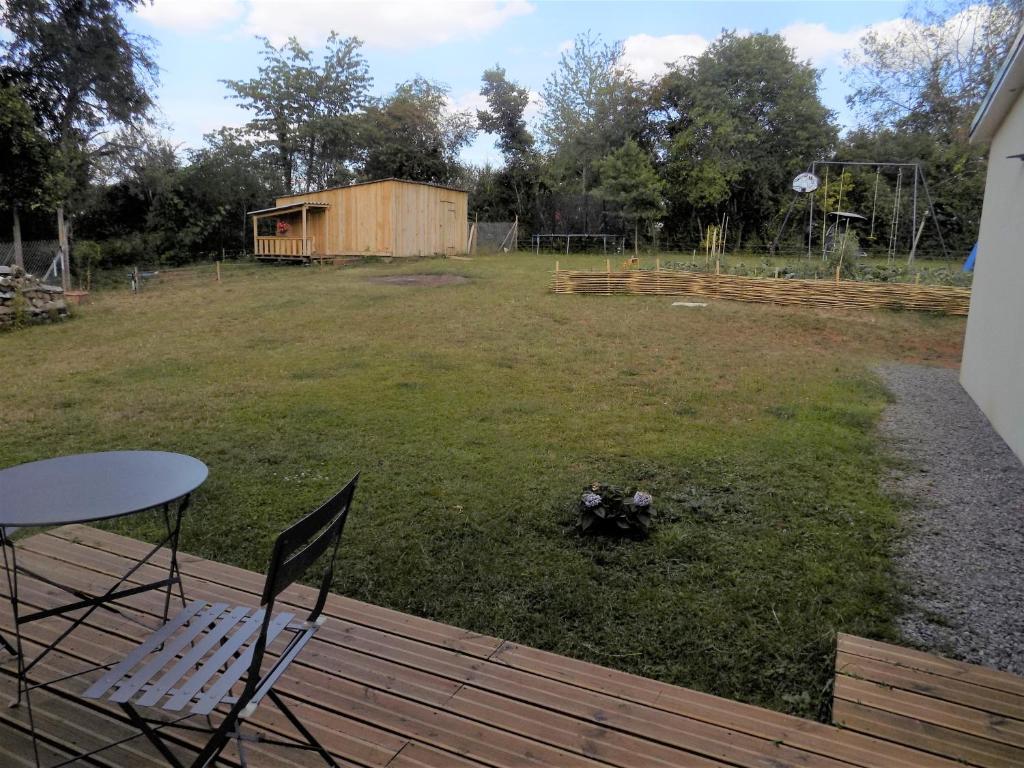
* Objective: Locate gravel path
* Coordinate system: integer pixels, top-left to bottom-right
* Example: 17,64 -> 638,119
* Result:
877,363 -> 1024,674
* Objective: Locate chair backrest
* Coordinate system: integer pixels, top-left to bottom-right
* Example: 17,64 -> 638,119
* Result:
260,473 -> 359,619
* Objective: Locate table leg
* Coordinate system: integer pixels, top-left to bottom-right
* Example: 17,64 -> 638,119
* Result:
161,495 -> 191,625
0,530 -> 15,657
1,528 -> 42,766
4,493 -> 193,691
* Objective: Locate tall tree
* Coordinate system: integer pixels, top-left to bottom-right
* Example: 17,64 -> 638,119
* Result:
359,77 -> 476,185
223,33 -> 372,193
1,0 -> 157,283
0,84 -> 54,269
593,139 -> 665,252
539,32 -> 652,231
842,0 -> 1023,256
478,66 -> 534,162
656,32 -> 837,248
476,66 -> 538,222
845,0 -> 1023,138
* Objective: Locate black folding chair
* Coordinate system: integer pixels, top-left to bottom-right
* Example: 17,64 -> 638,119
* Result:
77,473 -> 359,768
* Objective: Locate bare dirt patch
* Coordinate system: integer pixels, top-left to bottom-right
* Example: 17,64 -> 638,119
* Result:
367,274 -> 470,287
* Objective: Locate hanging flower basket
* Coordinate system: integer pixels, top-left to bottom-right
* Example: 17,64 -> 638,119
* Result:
276,220 -> 291,235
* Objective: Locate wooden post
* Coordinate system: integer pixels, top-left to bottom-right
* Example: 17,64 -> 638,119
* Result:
302,205 -> 309,261
216,261 -> 222,283
57,206 -> 70,292
606,258 -> 611,273
835,265 -> 841,284
252,215 -> 258,257
908,210 -> 929,264
11,206 -> 23,270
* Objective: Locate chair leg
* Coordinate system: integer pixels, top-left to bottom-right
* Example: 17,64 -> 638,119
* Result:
121,703 -> 186,768
268,689 -> 339,767
188,709 -> 238,768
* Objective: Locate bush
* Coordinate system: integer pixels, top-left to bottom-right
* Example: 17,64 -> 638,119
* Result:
578,484 -> 654,538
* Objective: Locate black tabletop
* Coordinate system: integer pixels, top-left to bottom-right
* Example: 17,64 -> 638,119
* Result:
0,451 -> 208,527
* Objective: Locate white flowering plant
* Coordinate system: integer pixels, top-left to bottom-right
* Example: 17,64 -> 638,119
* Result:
578,484 -> 654,537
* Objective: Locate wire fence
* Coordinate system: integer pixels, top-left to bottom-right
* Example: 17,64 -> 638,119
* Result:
476,222 -> 516,251
516,236 -> 962,263
0,240 -> 62,281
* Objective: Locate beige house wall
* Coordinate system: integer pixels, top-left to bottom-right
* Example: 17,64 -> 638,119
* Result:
960,89 -> 1024,462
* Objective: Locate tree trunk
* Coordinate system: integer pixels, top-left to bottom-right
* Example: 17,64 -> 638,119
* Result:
582,166 -> 588,233
57,205 -> 70,292
12,205 -> 24,270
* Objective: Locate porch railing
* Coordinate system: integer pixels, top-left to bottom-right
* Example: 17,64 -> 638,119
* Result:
255,236 -> 315,257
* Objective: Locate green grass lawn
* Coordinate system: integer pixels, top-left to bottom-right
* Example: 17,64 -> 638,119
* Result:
1,253 -> 966,719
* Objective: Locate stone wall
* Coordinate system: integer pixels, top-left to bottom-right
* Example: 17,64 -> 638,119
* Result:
0,265 -> 69,328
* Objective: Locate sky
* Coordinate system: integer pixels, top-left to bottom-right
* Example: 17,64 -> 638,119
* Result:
127,0 -> 912,165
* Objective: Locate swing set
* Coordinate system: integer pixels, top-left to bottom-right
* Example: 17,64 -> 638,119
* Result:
774,161 -> 948,264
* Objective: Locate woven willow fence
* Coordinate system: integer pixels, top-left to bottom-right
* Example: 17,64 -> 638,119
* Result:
551,264 -> 971,316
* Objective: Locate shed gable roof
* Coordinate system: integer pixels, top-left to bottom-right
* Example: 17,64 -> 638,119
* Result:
276,178 -> 468,202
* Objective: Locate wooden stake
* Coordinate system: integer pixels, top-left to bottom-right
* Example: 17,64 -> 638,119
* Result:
216,261 -> 221,283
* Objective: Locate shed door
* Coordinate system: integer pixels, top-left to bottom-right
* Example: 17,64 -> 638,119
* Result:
441,202 -> 457,256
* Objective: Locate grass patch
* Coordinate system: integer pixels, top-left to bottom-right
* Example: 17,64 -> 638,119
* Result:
0,254 -> 965,718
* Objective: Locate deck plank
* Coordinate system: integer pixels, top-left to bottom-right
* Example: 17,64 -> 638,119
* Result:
15,532 -> 873,768
833,699 -> 1023,768
834,674 -> 1024,747
29,527 -> 966,767
837,634 -> 1024,697
835,651 -> 1024,720
0,526 -> 980,767
47,525 -> 503,658
833,634 -> 1024,768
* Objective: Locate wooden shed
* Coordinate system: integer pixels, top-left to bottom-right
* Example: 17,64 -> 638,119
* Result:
247,178 -> 468,261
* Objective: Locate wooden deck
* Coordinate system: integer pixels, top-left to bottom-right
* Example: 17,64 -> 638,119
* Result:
834,633 -> 1024,768
0,526 -> 1004,767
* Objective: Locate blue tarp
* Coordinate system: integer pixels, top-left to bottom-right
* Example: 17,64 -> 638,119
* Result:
964,243 -> 978,272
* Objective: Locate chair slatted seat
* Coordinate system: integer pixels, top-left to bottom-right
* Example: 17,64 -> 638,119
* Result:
71,473 -> 360,768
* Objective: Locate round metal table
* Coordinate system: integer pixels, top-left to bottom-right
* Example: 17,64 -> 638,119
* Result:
0,450 -> 208,715
0,450 -> 208,528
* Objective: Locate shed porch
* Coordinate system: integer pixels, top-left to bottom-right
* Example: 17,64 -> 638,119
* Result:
2,525 -> 1017,767
248,202 -> 330,262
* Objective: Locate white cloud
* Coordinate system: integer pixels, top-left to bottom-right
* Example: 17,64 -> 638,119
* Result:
136,0 -> 244,33
778,23 -> 864,65
620,33 -> 708,80
446,90 -> 489,116
241,0 -> 534,49
617,18 -> 918,80
780,18 -> 917,67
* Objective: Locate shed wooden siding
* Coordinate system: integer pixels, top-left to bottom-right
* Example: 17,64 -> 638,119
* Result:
276,180 -> 467,257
